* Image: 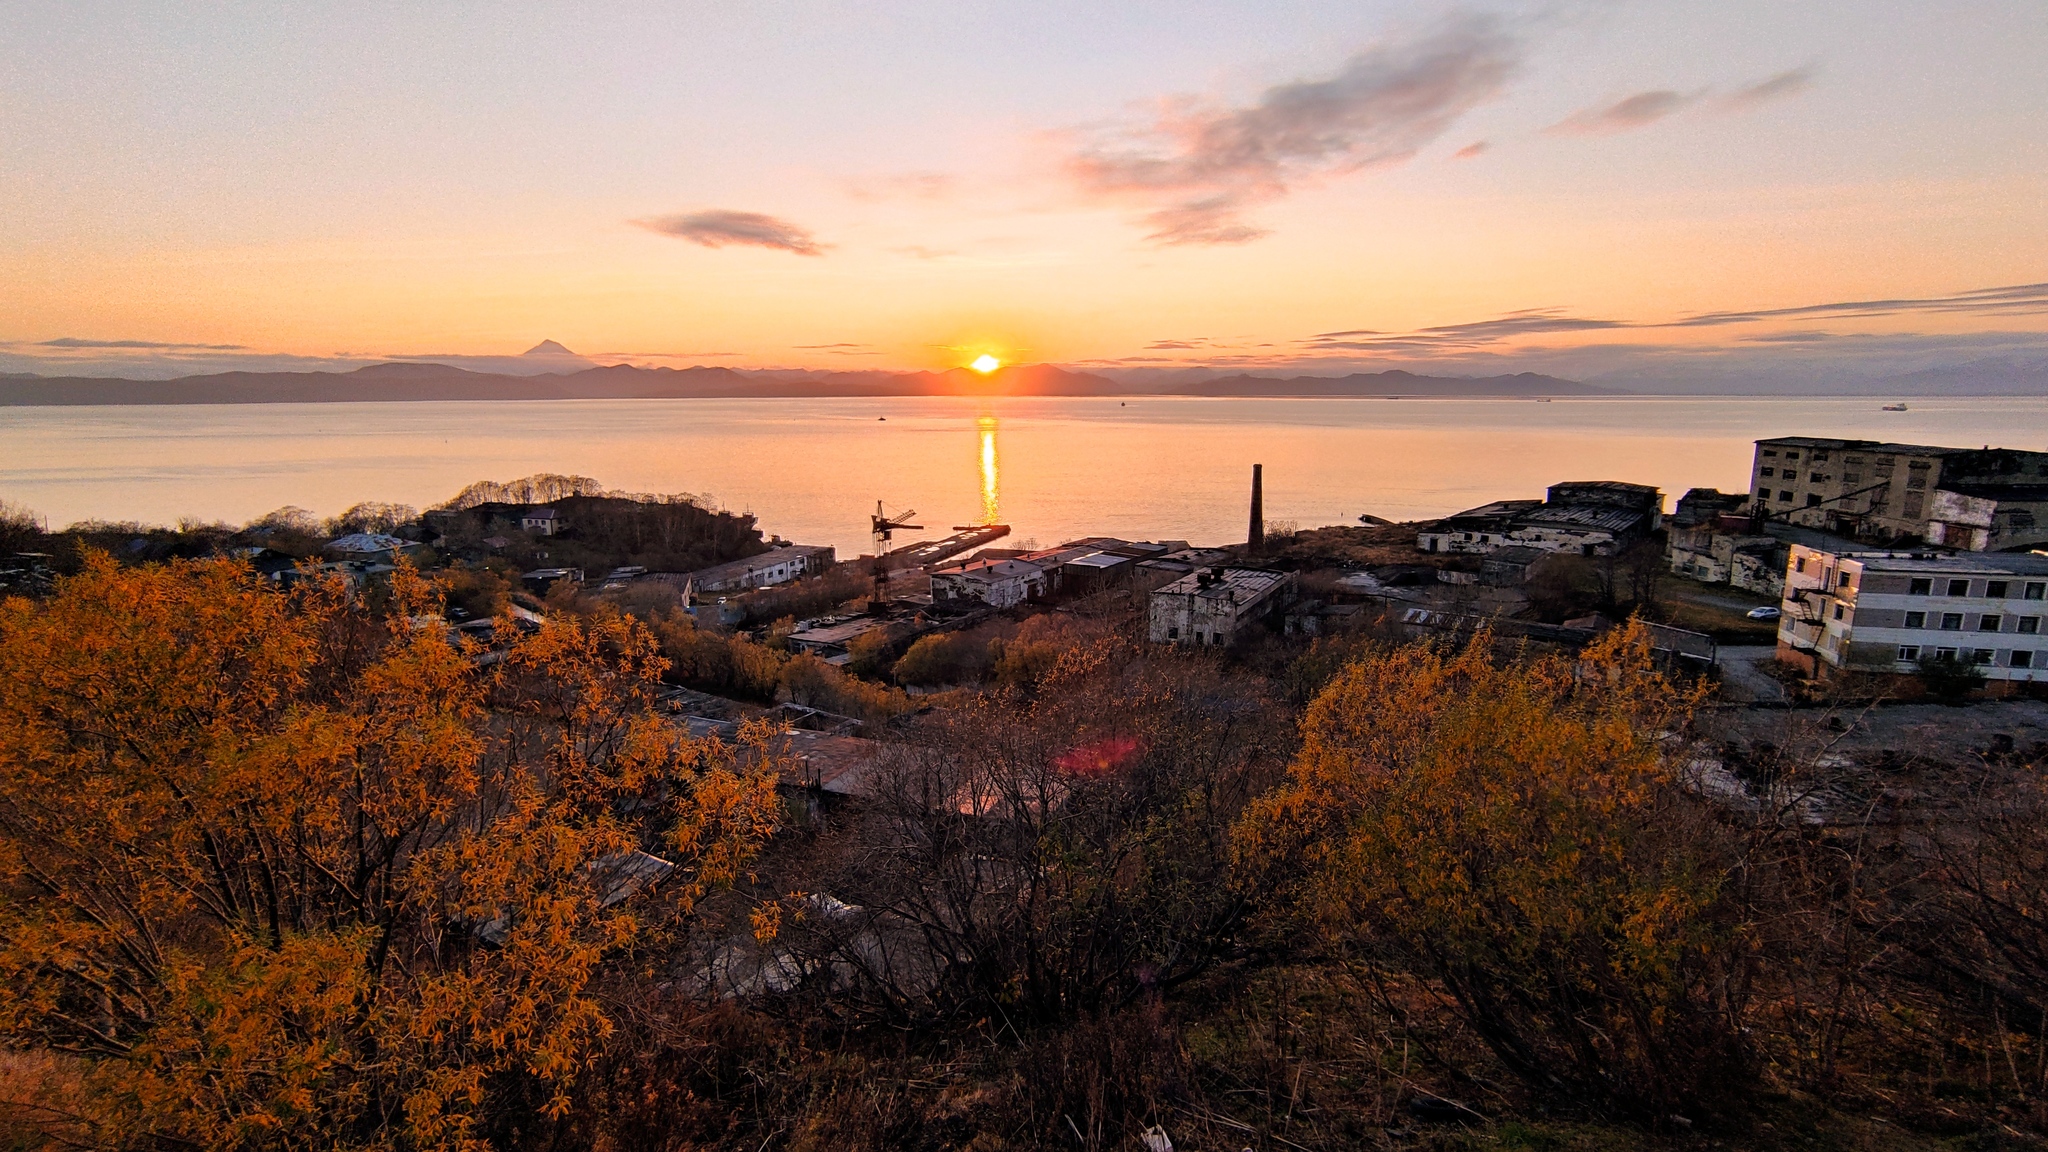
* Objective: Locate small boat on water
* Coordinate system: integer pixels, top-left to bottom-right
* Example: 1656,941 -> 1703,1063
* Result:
1882,403 -> 1908,412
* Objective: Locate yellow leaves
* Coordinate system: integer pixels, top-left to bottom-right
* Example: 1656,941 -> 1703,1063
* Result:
0,553 -> 786,1149
1234,626 -> 1735,1106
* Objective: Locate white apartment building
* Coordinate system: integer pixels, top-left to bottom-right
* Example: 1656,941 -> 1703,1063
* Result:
1777,544 -> 2048,682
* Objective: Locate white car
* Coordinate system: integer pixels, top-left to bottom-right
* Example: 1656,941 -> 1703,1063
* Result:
1745,606 -> 1781,621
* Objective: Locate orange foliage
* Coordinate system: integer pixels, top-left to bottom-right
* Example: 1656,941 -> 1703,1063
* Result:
0,555 -> 782,1149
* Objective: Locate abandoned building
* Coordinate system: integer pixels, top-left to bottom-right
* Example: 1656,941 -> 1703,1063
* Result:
1417,480 -> 1663,557
1146,567 -> 1296,646
1748,436 -> 2048,543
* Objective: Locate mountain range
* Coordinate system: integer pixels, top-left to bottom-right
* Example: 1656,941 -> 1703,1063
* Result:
0,358 -> 1604,406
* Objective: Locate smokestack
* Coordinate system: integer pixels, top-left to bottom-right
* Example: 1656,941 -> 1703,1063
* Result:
1247,463 -> 1264,554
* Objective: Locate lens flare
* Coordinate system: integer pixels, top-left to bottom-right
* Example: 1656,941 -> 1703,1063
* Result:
970,354 -> 1001,373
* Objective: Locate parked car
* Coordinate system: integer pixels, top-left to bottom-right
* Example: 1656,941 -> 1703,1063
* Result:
1746,606 -> 1781,621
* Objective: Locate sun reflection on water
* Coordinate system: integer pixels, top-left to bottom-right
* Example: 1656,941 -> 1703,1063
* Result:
977,415 -> 1000,524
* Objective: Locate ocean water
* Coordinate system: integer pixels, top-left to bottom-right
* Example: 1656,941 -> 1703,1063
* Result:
2,395 -> 2042,555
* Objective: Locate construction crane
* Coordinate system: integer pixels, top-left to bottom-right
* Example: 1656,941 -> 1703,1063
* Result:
870,501 -> 922,557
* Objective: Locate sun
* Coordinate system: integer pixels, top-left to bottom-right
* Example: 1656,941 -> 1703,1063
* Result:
970,354 -> 1002,374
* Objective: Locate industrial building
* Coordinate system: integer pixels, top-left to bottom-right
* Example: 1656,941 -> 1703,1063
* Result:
1147,567 -> 1295,646
1775,544 -> 2048,682
686,544 -> 836,594
1417,481 -> 1663,557
1748,437 -> 2048,542
928,538 -> 1190,608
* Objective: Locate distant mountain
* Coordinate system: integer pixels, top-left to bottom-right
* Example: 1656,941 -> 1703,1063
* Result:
0,361 -> 1599,406
1177,370 -> 1606,398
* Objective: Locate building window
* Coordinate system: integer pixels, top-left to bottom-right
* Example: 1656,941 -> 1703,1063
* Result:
1779,490 -> 1794,502
1980,615 -> 2003,632
1785,451 -> 1799,460
1760,467 -> 1774,477
1796,557 -> 1808,573
1909,578 -> 1932,595
1941,613 -> 1964,630
1988,580 -> 2010,598
1212,633 -> 1225,647
2020,616 -> 2041,634
1898,645 -> 1921,661
1973,649 -> 1996,665
1845,472 -> 1862,484
1762,449 -> 1778,458
1167,627 -> 1179,640
1948,579 -> 1971,596
1838,571 -> 1853,588
1805,494 -> 1823,507
2014,650 -> 2035,669
1936,646 -> 1958,661
1834,604 -> 1845,620
2027,582 -> 2046,600
1907,476 -> 1927,490
1905,611 -> 1926,628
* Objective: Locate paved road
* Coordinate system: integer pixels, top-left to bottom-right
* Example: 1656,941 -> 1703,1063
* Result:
1717,645 -> 1788,704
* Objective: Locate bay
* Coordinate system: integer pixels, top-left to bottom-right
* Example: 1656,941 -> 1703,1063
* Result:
2,395 -> 2042,556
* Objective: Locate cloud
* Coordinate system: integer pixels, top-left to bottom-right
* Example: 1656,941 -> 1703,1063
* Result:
34,337 -> 247,350
1303,307 -> 1628,352
1725,66 -> 1815,109
1671,282 -> 2048,327
1452,140 -> 1489,159
1064,14 -> 1520,244
635,209 -> 826,256
1547,89 -> 1695,135
891,245 -> 958,260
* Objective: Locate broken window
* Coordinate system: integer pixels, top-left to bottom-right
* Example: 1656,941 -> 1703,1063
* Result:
1909,579 -> 1932,595
1898,644 -> 1921,661
1988,580 -> 2010,598
1980,615 -> 2003,632
1905,611 -> 1926,628
1941,613 -> 1964,631
1949,579 -> 1971,596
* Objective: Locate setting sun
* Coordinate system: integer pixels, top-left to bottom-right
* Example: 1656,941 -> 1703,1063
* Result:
970,354 -> 1001,374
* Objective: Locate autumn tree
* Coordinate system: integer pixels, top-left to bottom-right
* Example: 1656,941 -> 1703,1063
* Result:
1235,626 -> 1749,1118
0,555 -> 781,1150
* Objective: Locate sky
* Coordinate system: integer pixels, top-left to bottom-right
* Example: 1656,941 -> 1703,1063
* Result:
2,0 -> 2046,386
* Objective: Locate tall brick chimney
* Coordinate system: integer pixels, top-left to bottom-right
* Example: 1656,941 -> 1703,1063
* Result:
1247,463 -> 1264,554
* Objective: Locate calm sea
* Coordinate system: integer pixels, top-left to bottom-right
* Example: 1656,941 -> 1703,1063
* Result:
3,396 -> 2043,555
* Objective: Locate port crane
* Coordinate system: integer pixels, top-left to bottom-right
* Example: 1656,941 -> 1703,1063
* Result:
871,501 -> 922,557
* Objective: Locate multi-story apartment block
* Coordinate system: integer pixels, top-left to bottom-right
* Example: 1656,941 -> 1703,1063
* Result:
1749,437 -> 2048,542
1776,544 -> 2048,683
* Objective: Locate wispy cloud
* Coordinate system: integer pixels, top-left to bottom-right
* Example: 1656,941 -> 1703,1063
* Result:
33,337 -> 247,351
1725,66 -> 1816,109
1547,89 -> 1696,136
635,209 -> 827,256
1294,282 -> 2048,356
1452,140 -> 1489,159
1064,14 -> 1520,245
1670,282 -> 2048,327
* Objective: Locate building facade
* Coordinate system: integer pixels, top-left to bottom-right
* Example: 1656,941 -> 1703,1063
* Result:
1749,437 -> 2048,542
1418,481 -> 1662,557
929,557 -> 1048,609
1776,544 -> 2048,682
688,544 -> 836,594
1147,567 -> 1295,646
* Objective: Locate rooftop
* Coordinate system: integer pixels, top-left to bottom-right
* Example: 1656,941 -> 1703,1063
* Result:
1521,504 -> 1648,533
1796,547 -> 2048,576
935,557 -> 1045,580
1157,567 -> 1292,599
687,543 -> 832,586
